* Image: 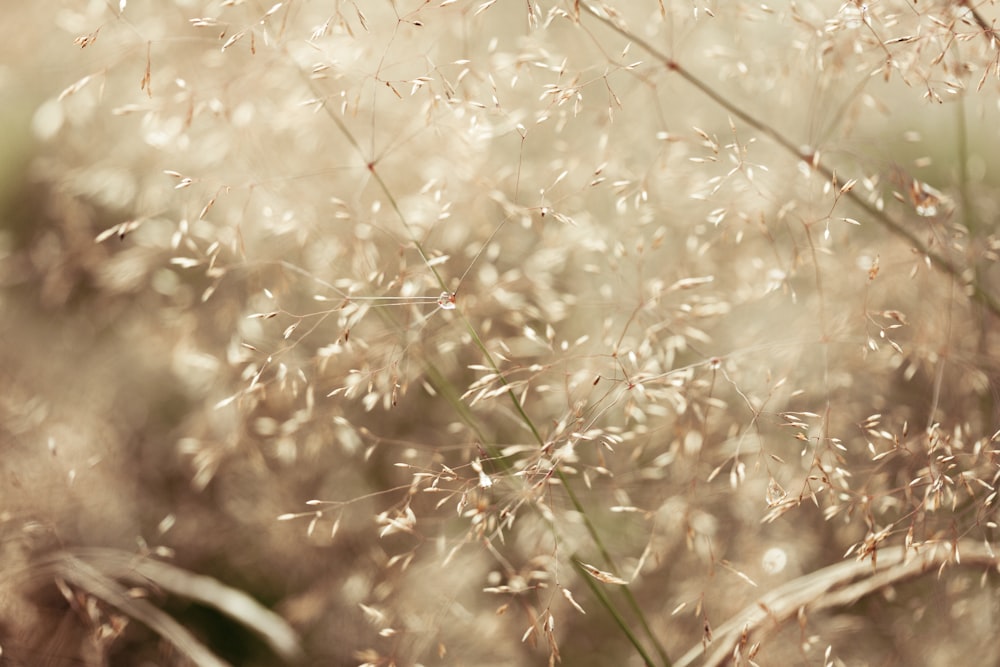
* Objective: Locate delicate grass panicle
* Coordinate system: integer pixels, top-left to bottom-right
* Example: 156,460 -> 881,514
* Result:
2,0 -> 1000,665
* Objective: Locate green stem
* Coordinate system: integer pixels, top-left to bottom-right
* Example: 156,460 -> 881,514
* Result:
955,95 -> 973,234
460,313 -> 670,666
304,64 -> 666,666
572,558 -> 660,667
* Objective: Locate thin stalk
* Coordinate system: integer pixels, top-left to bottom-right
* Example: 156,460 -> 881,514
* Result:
304,66 -> 668,666
572,558 -> 659,667
579,2 -> 1000,319
955,96 -> 973,234
558,467 -> 673,667
460,313 -> 672,666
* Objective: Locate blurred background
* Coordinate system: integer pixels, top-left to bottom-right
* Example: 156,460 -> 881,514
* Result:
1,2 -> 999,666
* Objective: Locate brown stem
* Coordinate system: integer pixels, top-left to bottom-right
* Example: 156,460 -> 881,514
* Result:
579,3 -> 1000,319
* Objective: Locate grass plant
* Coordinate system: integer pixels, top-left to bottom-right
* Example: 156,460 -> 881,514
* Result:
2,1 -> 1000,665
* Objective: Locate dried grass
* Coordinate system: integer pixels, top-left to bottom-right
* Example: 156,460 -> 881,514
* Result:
2,1 -> 999,665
